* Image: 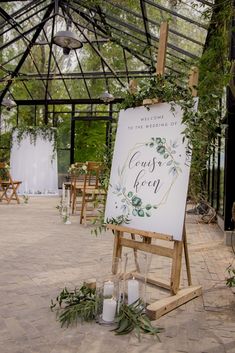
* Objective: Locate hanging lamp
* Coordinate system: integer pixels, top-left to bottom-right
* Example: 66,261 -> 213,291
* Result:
100,91 -> 114,103
53,30 -> 83,55
1,94 -> 17,110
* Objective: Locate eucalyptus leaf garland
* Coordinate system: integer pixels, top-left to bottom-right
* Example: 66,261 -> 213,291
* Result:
12,126 -> 58,153
50,285 -> 163,341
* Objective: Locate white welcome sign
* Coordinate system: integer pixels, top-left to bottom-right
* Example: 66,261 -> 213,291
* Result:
105,103 -> 192,241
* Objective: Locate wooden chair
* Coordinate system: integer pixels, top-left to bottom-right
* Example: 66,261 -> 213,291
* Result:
0,162 -> 22,204
79,161 -> 106,224
69,162 -> 87,214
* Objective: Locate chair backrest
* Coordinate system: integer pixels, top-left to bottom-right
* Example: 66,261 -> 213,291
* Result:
85,161 -> 103,189
69,162 -> 87,188
0,162 -> 11,182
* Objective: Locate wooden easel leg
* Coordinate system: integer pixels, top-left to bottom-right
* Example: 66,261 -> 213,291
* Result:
183,224 -> 192,286
170,240 -> 183,295
112,231 -> 123,274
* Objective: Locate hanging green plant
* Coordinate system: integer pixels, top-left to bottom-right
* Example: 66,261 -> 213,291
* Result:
12,126 -> 58,153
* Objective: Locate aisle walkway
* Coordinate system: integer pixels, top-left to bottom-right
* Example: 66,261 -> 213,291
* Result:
0,197 -> 234,353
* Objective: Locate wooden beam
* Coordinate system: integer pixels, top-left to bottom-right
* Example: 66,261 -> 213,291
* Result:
170,240 -> 183,294
156,21 -> 169,75
132,272 -> 171,290
112,230 -> 123,274
146,286 -> 202,320
120,238 -> 174,258
107,224 -> 173,241
188,66 -> 199,96
183,225 -> 192,286
128,79 -> 138,94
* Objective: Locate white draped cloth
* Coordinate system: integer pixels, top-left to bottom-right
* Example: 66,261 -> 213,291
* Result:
10,131 -> 58,195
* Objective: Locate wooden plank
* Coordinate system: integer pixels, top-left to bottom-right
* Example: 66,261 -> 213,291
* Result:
132,272 -> 171,290
170,240 -> 183,294
120,237 -> 174,258
183,225 -> 192,286
146,285 -> 202,320
156,21 -> 169,75
188,66 -> 199,97
128,79 -> 138,94
112,230 -> 123,274
106,224 -> 173,241
142,98 -> 161,106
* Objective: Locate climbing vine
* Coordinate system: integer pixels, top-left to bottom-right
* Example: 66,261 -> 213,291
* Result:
190,0 -> 233,200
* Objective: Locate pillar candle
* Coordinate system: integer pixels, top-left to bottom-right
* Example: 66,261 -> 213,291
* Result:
127,277 -> 139,305
103,280 -> 114,297
102,298 -> 117,322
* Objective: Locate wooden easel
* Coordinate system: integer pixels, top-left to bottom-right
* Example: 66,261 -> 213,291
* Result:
107,22 -> 202,320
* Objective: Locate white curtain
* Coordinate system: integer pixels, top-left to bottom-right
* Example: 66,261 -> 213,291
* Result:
10,131 -> 58,195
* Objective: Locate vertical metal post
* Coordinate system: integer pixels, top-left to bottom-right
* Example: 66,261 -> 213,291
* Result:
70,104 -> 75,164
16,105 -> 19,126
106,103 -> 113,147
44,104 -> 48,125
34,105 -> 37,126
224,1 -> 235,230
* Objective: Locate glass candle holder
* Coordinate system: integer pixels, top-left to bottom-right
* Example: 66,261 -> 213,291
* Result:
94,257 -> 122,325
122,251 -> 152,308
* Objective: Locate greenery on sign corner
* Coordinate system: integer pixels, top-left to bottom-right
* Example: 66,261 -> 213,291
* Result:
120,73 -> 194,111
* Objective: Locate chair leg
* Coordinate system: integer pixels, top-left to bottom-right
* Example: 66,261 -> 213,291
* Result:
80,192 -> 86,224
71,187 -> 76,214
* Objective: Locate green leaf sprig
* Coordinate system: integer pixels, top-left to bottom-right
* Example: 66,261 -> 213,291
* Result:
113,299 -> 162,340
226,265 -> 235,288
50,285 -> 99,327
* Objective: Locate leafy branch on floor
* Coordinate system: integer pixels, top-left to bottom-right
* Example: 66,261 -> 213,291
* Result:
50,286 -> 163,341
50,285 -> 99,327
225,265 -> 235,288
113,299 -> 162,340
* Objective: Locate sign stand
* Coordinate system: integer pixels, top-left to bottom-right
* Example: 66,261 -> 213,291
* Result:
107,22 -> 202,320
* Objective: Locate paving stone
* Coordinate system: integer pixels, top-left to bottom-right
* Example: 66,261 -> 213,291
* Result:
0,196 -> 235,353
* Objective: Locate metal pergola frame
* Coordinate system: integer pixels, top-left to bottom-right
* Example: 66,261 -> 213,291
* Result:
0,0 -> 212,107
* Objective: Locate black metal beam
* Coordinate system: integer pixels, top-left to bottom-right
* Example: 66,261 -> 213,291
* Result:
63,4 -> 126,89
69,0 -> 152,68
140,0 -> 154,67
80,3 -> 196,65
42,27 -> 71,100
70,104 -> 75,164
102,11 -> 199,60
0,3 -> 54,102
75,53 -> 92,100
105,0 -> 204,46
15,98 -> 123,105
0,13 -> 54,52
9,70 -> 152,82
144,0 -> 208,29
224,0 -> 235,230
0,0 -> 44,31
72,116 -> 112,121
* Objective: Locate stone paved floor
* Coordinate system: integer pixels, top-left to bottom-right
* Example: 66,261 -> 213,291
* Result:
0,197 -> 234,353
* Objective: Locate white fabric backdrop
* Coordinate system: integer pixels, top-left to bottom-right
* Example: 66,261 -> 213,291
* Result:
10,131 -> 58,195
